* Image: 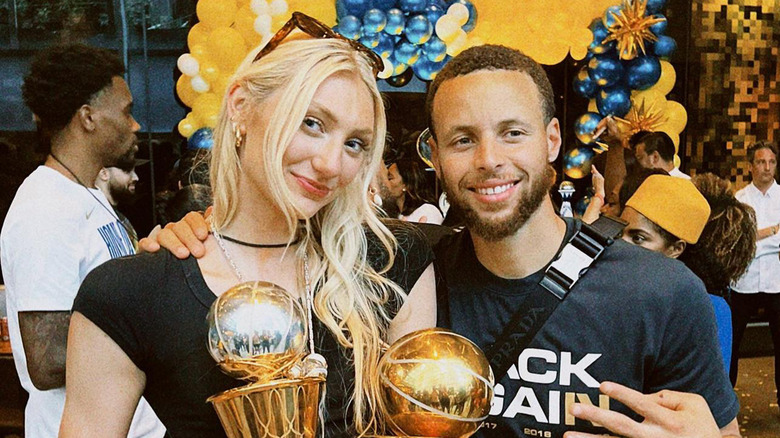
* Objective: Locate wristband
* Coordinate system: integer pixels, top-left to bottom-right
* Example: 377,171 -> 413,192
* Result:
592,193 -> 605,204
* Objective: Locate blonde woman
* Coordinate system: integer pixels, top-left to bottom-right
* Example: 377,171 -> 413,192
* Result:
60,14 -> 436,438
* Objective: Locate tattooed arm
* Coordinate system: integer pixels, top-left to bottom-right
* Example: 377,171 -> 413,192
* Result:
18,311 -> 71,390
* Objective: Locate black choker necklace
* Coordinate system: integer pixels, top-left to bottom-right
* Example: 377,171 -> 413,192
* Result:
214,233 -> 300,248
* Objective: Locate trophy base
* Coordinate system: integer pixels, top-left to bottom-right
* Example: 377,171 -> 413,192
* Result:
208,377 -> 325,438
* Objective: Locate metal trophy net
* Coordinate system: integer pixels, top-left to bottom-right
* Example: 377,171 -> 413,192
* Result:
375,328 -> 494,438
206,281 -> 327,438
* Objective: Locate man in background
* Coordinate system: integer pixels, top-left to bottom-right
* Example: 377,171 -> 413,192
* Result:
730,140 -> 780,410
633,131 -> 690,179
0,43 -> 163,437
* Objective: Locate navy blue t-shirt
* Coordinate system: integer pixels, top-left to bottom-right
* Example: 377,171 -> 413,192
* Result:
435,219 -> 738,438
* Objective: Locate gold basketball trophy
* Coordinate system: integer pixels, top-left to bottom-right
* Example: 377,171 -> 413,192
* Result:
206,281 -> 327,438
376,328 -> 495,438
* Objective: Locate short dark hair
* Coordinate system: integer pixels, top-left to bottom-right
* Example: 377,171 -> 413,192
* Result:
746,140 -> 778,163
425,45 -> 555,138
22,43 -> 125,135
628,130 -> 652,148
634,131 -> 675,162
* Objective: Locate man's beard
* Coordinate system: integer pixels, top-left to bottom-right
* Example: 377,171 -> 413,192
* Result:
109,184 -> 137,206
442,164 -> 554,241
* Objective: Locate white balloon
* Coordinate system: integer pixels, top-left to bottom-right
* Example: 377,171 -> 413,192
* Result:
190,75 -> 210,93
378,57 -> 394,79
446,29 -> 468,57
177,54 -> 199,76
254,14 -> 272,36
447,3 -> 470,26
269,0 -> 288,16
435,15 -> 459,42
250,0 -> 269,15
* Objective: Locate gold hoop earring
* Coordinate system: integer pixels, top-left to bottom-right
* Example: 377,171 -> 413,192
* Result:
233,123 -> 245,148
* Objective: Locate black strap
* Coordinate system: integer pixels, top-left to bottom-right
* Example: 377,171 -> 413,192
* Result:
485,217 -> 624,381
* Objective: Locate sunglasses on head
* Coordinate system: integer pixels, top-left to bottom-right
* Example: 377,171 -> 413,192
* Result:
252,12 -> 384,77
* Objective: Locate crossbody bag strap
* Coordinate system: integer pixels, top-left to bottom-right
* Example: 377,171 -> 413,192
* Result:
485,217 -> 625,381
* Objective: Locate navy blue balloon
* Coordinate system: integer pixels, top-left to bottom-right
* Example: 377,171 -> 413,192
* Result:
187,127 -> 213,150
387,67 -> 414,87
399,0 -> 426,13
412,55 -> 449,81
563,147 -> 596,179
374,0 -> 398,9
337,15 -> 363,40
588,19 -> 615,55
424,4 -> 446,25
422,35 -> 447,62
646,0 -> 667,14
404,14 -> 433,45
450,0 -> 478,32
385,8 -> 406,35
374,32 -> 395,58
626,56 -> 661,90
427,0 -> 447,9
588,55 -> 624,88
574,112 -> 603,144
654,35 -> 677,58
341,0 -> 371,18
597,85 -> 631,117
573,66 -> 598,99
602,5 -> 623,28
649,15 -> 667,36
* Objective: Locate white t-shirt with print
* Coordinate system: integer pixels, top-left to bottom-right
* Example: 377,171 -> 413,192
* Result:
0,166 -> 164,437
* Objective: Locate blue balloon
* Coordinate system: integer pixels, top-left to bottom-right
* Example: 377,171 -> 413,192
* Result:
337,15 -> 363,40
427,0 -> 447,9
603,5 -> 623,28
389,52 -> 410,75
563,147 -> 596,179
646,0 -> 667,14
597,85 -> 631,117
588,55 -> 624,88
363,9 -> 387,34
424,4 -> 446,25
649,15 -> 667,36
625,56 -> 661,90
422,35 -> 447,62
412,55 -> 450,81
573,66 -> 598,99
187,128 -> 213,150
399,0 -> 426,13
341,0 -> 371,18
373,32 -> 395,58
359,31 -> 381,48
654,35 -> 677,58
404,14 -> 433,45
574,112 -> 603,145
384,8 -> 406,35
450,0 -> 478,32
373,0 -> 398,10
588,19 -> 615,55
394,40 -> 421,65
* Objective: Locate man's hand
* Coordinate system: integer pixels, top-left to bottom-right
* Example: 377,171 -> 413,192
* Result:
137,208 -> 211,259
562,381 -> 728,438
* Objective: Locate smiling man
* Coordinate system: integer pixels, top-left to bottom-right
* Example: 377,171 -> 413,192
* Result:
427,45 -> 739,438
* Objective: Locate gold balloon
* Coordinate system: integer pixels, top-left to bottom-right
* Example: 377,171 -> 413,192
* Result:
197,0 -> 238,29
176,75 -> 199,108
188,23 -> 211,50
178,116 -> 196,138
378,328 -> 494,438
206,26 -> 248,71
664,100 -> 688,134
233,6 -> 262,48
654,60 -> 676,95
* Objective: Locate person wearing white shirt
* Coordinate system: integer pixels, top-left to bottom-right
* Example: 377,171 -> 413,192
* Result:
382,159 -> 444,225
0,43 -> 163,437
633,131 -> 691,179
731,140 -> 780,408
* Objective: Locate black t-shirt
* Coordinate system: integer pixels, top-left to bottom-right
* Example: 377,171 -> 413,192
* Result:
435,219 -> 739,438
73,220 -> 433,438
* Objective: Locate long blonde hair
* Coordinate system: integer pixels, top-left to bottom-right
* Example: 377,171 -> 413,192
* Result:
210,37 -> 403,434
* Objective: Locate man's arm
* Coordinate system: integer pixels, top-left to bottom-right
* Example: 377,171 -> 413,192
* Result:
563,381 -> 740,438
137,210 -> 210,258
18,311 -> 70,390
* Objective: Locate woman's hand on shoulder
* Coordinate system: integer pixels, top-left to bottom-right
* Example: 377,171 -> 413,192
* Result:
137,208 -> 212,259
